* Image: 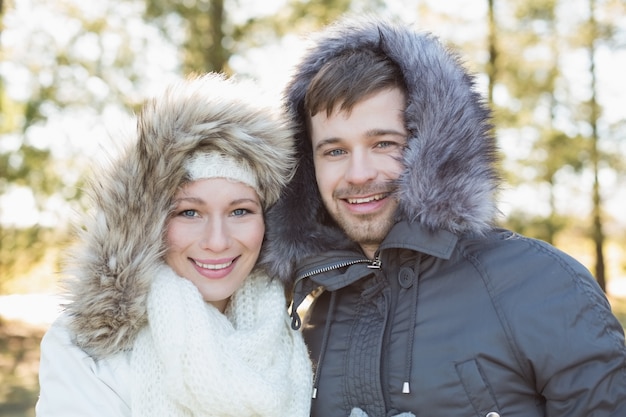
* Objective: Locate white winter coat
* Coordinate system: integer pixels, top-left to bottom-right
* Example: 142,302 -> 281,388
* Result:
37,315 -> 132,416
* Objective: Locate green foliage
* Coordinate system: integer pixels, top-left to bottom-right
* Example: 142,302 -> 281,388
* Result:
501,210 -> 570,245
142,0 -> 387,74
0,0 -> 173,291
1,145 -> 58,195
523,130 -> 587,184
0,226 -> 69,293
279,0 -> 354,29
513,0 -> 557,21
144,0 -> 230,74
227,0 -> 353,49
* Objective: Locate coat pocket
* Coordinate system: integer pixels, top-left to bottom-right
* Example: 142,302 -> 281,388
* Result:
455,358 -> 501,417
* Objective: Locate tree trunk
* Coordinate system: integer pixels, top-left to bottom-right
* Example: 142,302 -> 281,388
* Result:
486,0 -> 497,106
587,0 -> 606,291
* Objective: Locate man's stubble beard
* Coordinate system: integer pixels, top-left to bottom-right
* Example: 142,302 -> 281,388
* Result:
329,201 -> 397,250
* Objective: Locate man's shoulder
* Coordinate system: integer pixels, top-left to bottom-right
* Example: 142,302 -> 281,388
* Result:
455,228 -> 599,294
452,228 -> 592,282
459,228 -> 574,261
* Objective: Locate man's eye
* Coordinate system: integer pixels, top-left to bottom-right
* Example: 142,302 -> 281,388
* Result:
327,149 -> 346,157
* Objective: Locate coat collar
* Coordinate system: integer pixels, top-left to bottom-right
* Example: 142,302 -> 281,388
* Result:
380,220 -> 457,260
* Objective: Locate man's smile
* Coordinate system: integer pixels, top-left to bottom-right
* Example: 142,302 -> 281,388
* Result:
345,193 -> 389,204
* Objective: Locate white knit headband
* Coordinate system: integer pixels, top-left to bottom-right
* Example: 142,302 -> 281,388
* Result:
184,152 -> 259,194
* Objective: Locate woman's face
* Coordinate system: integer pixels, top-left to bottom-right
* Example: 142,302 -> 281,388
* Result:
165,178 -> 265,312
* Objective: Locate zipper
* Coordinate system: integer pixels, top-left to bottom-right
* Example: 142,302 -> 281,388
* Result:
368,256 -> 382,269
295,256 -> 381,282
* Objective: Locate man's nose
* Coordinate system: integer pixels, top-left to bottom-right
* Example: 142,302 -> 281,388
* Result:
344,150 -> 377,184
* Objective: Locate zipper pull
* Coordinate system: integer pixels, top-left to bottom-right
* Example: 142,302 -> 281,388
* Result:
368,256 -> 381,269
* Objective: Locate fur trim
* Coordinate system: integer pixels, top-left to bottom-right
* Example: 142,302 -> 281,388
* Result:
261,16 -> 501,283
63,73 -> 295,358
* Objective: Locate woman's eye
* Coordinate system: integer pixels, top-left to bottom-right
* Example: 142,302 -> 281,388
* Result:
180,209 -> 197,217
232,208 -> 250,217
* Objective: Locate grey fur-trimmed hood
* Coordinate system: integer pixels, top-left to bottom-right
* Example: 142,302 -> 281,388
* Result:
63,74 -> 295,358
261,16 -> 501,284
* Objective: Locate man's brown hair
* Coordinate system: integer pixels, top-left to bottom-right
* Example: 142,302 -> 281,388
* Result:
303,48 -> 406,118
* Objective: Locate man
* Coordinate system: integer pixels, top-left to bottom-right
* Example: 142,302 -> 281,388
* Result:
262,16 -> 626,417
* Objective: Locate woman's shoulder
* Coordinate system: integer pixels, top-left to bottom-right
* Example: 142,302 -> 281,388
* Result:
38,314 -> 132,416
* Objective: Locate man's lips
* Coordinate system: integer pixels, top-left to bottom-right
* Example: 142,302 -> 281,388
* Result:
345,193 -> 389,204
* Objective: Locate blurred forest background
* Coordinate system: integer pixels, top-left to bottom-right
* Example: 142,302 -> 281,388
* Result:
0,0 -> 625,415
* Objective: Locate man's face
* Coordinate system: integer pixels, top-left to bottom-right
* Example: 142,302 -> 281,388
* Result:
310,87 -> 407,259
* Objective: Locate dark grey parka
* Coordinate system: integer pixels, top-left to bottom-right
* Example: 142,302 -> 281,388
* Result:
261,16 -> 626,417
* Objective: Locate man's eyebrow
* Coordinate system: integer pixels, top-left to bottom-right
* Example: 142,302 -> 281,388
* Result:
314,137 -> 341,152
364,128 -> 407,138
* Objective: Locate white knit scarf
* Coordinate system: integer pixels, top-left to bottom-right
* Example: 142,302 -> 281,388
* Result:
131,265 -> 313,417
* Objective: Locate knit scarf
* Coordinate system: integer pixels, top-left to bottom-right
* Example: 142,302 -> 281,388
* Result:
131,265 -> 313,417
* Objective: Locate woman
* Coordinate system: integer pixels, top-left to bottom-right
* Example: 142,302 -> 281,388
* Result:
36,74 -> 313,417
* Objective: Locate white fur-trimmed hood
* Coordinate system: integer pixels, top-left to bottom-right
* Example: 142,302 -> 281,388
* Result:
63,74 -> 295,358
261,16 -> 501,283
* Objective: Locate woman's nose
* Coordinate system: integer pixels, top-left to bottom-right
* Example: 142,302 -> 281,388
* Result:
199,219 -> 230,252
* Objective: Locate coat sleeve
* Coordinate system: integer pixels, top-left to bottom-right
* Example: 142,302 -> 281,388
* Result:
36,317 -> 131,417
501,242 -> 626,417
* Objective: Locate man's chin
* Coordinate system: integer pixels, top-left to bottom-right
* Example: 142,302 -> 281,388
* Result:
340,217 -> 393,248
